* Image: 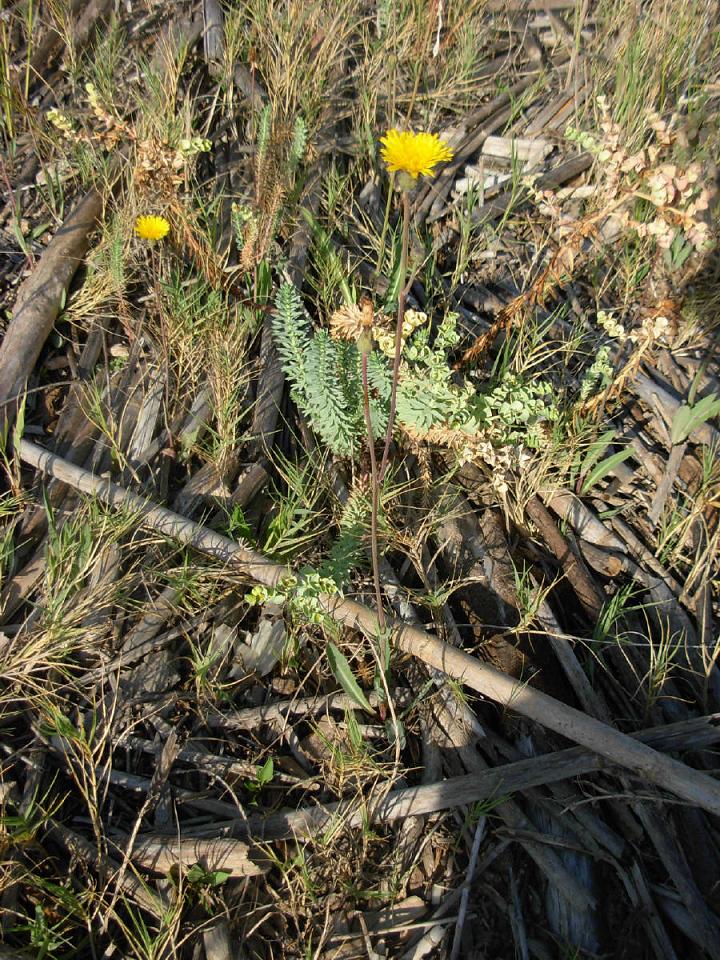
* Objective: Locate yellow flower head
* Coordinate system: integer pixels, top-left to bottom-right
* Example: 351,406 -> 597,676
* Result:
135,215 -> 170,241
380,129 -> 454,180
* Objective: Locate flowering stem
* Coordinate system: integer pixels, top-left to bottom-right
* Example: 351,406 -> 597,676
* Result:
379,188 -> 410,482
361,347 -> 386,634
374,171 -> 395,277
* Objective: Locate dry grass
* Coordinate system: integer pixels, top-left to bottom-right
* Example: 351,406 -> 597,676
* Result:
1,0 -> 719,957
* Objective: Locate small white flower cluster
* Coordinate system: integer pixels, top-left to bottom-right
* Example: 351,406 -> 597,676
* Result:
579,345 -> 614,402
458,440 -> 515,496
47,108 -> 75,136
85,82 -> 105,119
633,313 -> 670,342
176,137 -> 212,160
564,125 -> 597,152
597,310 -> 626,340
376,309 -> 427,357
566,98 -> 715,256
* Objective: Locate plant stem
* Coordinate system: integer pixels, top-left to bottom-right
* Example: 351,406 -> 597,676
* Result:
380,188 -> 410,482
361,347 -> 386,634
374,171 -> 395,277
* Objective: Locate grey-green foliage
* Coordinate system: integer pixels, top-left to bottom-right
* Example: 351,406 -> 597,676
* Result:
246,568 -> 338,625
396,313 -> 478,433
273,282 -> 559,454
272,282 -> 311,396
272,283 -> 389,455
397,314 -> 560,446
473,373 -> 559,448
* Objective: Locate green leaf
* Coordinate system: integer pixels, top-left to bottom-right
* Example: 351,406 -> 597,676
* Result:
326,642 -> 374,713
256,757 -> 274,786
31,221 -> 52,241
671,393 -> 720,445
227,503 -> 255,544
255,104 -> 272,172
289,115 -> 308,172
185,863 -> 230,886
244,757 -> 274,794
580,447 -> 634,495
11,218 -> 29,255
579,429 -> 616,476
256,258 -> 273,301
344,708 -> 364,750
666,230 -> 693,271
185,864 -> 206,884
8,395 -> 26,460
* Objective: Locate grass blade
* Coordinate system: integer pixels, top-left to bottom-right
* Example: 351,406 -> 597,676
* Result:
580,447 -> 634,495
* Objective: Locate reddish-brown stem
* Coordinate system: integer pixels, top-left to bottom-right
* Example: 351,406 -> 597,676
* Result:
379,189 -> 410,482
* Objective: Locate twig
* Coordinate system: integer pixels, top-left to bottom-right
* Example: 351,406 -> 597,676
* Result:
205,691 -> 411,730
112,834 -> 270,878
648,441 -> 688,527
184,712 -> 720,842
449,818 -> 486,960
18,438 -> 720,819
45,821 -> 162,917
526,495 -> 605,620
0,189 -> 103,439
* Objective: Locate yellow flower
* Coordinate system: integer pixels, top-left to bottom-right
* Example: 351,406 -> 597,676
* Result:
380,129 -> 453,180
135,215 -> 170,241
